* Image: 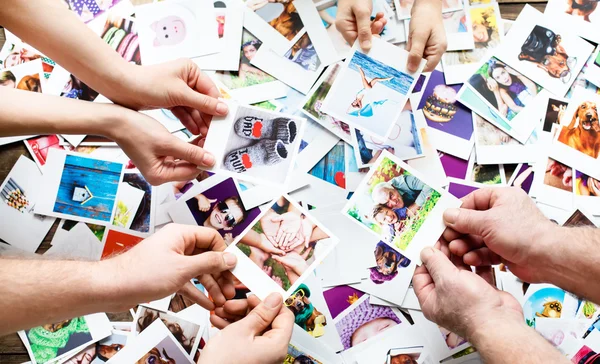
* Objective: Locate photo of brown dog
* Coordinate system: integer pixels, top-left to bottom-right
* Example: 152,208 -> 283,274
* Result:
558,100 -> 600,158
518,25 -> 575,83
285,284 -> 327,337
565,0 -> 599,22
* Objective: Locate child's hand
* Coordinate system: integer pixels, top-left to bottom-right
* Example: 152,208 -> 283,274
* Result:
407,0 -> 447,72
336,0 -> 387,51
196,194 -> 216,212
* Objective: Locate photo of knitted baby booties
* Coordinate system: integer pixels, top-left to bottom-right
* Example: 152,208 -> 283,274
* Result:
234,116 -> 297,144
224,139 -> 288,173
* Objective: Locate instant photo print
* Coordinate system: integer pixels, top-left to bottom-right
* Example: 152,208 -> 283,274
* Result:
36,149 -> 125,225
354,325 -> 430,364
225,194 -> 338,300
545,0 -> 600,44
573,171 -> 600,215
321,37 -> 426,140
495,5 -> 594,97
342,150 -> 461,264
135,0 -> 219,64
203,100 -> 306,187
410,309 -> 471,362
522,284 -> 579,328
466,156 -> 506,185
531,151 -> 574,209
394,0 -> 463,20
0,58 -> 44,93
112,171 -> 155,233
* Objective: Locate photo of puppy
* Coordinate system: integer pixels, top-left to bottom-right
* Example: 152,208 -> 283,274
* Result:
370,241 -> 411,284
565,0 -> 599,22
535,300 -> 563,318
518,25 -> 575,83
285,284 -> 327,337
557,100 -> 600,158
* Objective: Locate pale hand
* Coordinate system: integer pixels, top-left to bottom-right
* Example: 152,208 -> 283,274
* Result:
196,194 -> 216,212
271,252 -> 309,278
407,0 -> 447,72
335,0 -> 387,51
200,293 -> 294,364
101,224 -> 237,311
442,187 -> 558,283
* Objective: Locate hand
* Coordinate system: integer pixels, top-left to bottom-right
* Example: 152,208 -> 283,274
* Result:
413,247 -> 523,340
200,293 -> 294,364
196,194 -> 216,212
271,252 -> 309,278
117,59 -> 228,136
407,0 -> 447,72
335,0 -> 387,51
486,77 -> 499,92
101,224 -> 237,311
442,187 -> 558,283
111,109 -> 215,185
258,234 -> 286,256
280,218 -> 315,252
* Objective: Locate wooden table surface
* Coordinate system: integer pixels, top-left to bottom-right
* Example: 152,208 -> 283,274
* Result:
0,0 -> 546,362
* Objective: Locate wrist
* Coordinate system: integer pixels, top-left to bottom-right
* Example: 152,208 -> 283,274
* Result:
467,310 -> 525,346
102,106 -> 137,143
93,258 -> 132,312
527,223 -> 564,278
412,0 -> 442,11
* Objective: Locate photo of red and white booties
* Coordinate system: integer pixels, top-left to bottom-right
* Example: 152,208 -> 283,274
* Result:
234,116 -> 298,144
224,139 -> 288,173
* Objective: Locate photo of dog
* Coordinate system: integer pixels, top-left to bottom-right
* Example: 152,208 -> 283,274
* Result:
565,0 -> 599,22
557,100 -> 600,158
518,25 -> 575,83
370,242 -> 411,284
285,284 -> 327,337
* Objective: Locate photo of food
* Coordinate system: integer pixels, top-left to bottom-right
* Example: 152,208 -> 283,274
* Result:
344,156 -> 442,251
557,100 -> 600,159
26,317 -> 93,364
100,13 -> 141,65
245,0 -> 304,41
543,158 -> 573,192
232,196 -> 337,292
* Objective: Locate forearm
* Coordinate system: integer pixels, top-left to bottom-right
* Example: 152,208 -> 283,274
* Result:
413,0 -> 442,11
0,258 -> 120,335
0,88 -> 125,139
469,318 -> 569,364
0,0 -> 134,103
537,226 -> 600,303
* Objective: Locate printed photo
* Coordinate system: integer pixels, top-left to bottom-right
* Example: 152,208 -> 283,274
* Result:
100,13 -> 141,65
60,219 -> 106,242
474,113 -> 520,146
0,59 -> 43,92
26,317 -> 93,364
544,158 -> 573,192
369,242 -> 410,285
523,286 -> 567,327
284,32 -> 321,72
309,141 -> 346,188
439,326 -> 467,350
0,41 -> 55,78
228,195 -> 338,298
245,0 -> 304,41
65,331 -> 128,364
448,179 -> 480,199
113,172 -> 153,233
467,57 -> 541,122
386,348 -> 422,364
318,5 -> 353,56
284,344 -> 323,364
136,0 -> 218,64
137,335 -> 191,364
440,6 -> 475,51
352,107 -> 424,168
344,155 -> 444,253
543,98 -> 568,133
323,285 -> 365,320
322,37 -> 423,139
301,63 -> 352,142
469,161 -> 503,185
334,295 -> 402,350
572,345 -> 600,364
574,171 -> 600,196
52,154 -> 122,222
136,306 -> 201,356
556,99 -> 600,159
441,152 -> 469,180
100,228 -> 145,259
546,0 -> 600,43
62,0 -> 123,23
25,135 -> 70,168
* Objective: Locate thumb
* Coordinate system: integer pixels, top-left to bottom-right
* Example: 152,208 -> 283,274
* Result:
354,7 -> 373,50
420,247 -> 457,282
167,139 -> 216,168
407,30 -> 427,73
443,208 -> 489,236
208,198 -> 218,203
270,215 -> 284,223
184,251 -> 237,277
239,293 -> 283,335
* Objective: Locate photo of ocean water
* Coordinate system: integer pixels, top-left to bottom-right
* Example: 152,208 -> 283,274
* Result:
348,51 -> 414,95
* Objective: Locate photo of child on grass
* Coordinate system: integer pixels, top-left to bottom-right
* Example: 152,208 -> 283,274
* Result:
233,196 -> 336,291
345,157 -> 441,251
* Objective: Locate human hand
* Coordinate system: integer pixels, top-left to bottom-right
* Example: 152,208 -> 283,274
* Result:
196,194 -> 216,212
117,59 -> 228,136
407,0 -> 447,72
336,0 -> 387,51
413,247 -> 523,340
258,234 -> 286,256
442,187 -> 558,283
486,77 -> 499,92
111,108 -> 215,185
100,224 -> 237,311
280,218 -> 315,252
271,252 -> 309,278
200,293 -> 294,364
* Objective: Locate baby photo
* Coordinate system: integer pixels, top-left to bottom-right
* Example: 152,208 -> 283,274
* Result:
301,62 -> 352,143
227,195 -> 338,299
168,176 -> 261,243
135,306 -> 201,356
321,37 -> 425,139
36,149 -> 124,225
0,59 -> 43,93
351,107 -> 424,168
136,0 -> 218,64
334,294 -> 402,351
343,151 -> 460,263
496,5 -> 594,96
203,100 -> 305,187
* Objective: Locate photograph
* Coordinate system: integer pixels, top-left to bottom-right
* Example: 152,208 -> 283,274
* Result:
60,72 -> 99,102
343,152 -> 460,263
62,0 -> 124,23
321,37 -> 425,139
543,97 -> 569,133
439,326 -> 467,350
308,141 -> 346,189
168,176 -> 261,243
442,4 -> 504,84
0,59 -> 43,93
203,101 -> 305,187
26,317 -> 93,364
99,12 -> 141,65
323,285 -> 365,320
112,172 -> 154,233
354,325 -> 430,364
468,159 -> 504,185
522,284 -> 578,327
317,4 -> 353,58
544,157 -> 573,192
284,344 -> 323,364
25,135 -> 70,168
136,306 -> 201,356
440,6 -> 475,51
448,178 -> 480,199
496,5 -> 594,96
474,113 -> 520,147
410,310 -> 471,361
352,106 -> 424,168
574,171 -> 600,215
546,0 -> 600,43
245,0 -> 304,41
0,41 -> 55,78
135,0 -> 218,64
100,228 -> 145,260
532,151 -> 574,209
64,330 -> 128,364
333,294 -> 402,351
557,99 -> 600,159
283,32 -> 321,72
0,156 -> 55,252
467,57 -> 541,122
227,195 -> 338,299
441,152 -> 469,180
301,62 -> 352,143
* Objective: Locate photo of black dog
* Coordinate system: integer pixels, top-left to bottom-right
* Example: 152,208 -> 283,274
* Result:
370,241 -> 411,284
518,25 -> 575,82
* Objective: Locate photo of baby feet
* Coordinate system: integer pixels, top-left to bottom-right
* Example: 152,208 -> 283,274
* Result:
224,139 -> 288,173
234,116 -> 297,144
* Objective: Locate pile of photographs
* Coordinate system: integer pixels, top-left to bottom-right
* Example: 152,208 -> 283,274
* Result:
2,0 -> 600,363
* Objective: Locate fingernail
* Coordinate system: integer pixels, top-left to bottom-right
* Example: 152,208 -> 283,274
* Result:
420,247 -> 435,261
265,293 -> 281,308
361,40 -> 371,50
216,102 -> 228,115
202,153 -> 215,167
223,252 -> 236,267
444,208 -> 459,224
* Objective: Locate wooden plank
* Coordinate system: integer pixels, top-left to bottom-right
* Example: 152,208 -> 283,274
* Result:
499,2 -> 547,19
